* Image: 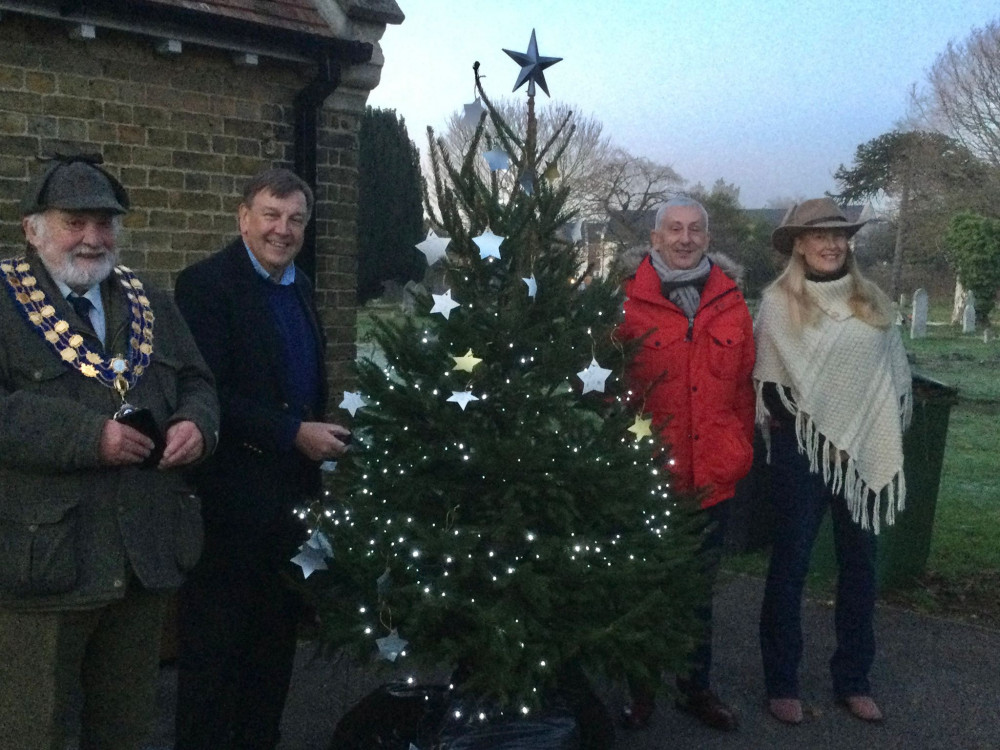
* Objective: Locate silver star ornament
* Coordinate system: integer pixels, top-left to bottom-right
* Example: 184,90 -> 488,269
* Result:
339,391 -> 366,416
416,229 -> 450,265
484,148 -> 510,171
291,544 -> 328,579
503,29 -> 562,97
577,357 -> 613,395
376,629 -> 409,662
522,274 -> 538,299
430,289 -> 461,319
473,229 -> 504,260
462,97 -> 487,128
447,390 -> 480,411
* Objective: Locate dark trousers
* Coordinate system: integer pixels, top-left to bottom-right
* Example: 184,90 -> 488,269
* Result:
684,499 -> 729,692
629,499 -> 729,702
175,529 -> 304,750
759,427 -> 877,700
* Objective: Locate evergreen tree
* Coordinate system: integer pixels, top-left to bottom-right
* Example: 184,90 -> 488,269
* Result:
357,106 -> 425,303
309,64 -> 706,714
944,211 -> 1000,325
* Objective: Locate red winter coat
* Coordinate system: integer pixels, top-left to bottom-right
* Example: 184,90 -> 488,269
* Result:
620,256 -> 755,508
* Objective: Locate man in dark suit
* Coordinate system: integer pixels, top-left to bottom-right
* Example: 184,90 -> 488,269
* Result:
173,168 -> 350,750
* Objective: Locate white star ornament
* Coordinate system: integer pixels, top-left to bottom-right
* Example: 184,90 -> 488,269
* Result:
416,230 -> 450,265
577,357 -> 612,395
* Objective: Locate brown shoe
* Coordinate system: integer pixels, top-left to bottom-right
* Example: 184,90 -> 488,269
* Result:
675,689 -> 738,731
768,698 -> 803,725
841,695 -> 883,722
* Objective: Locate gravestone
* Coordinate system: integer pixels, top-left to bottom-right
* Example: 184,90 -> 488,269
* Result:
401,280 -> 423,315
962,293 -> 976,334
910,288 -> 928,339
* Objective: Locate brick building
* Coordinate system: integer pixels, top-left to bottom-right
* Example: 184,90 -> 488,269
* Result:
0,0 -> 403,388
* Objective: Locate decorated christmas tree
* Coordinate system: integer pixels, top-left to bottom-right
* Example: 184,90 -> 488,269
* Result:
305,31 -> 708,720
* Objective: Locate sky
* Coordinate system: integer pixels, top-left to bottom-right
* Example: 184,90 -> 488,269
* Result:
366,0 -> 999,208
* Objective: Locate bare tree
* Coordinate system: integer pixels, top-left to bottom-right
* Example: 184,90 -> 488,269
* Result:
916,20 -> 1000,168
440,99 -> 682,224
441,98 -> 613,216
588,148 -> 682,215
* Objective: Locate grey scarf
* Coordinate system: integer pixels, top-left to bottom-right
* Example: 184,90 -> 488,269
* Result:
648,252 -> 711,319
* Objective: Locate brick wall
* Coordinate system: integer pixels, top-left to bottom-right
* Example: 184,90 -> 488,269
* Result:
0,11 -> 361,393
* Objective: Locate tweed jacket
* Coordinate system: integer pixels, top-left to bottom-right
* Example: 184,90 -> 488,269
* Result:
173,239 -> 328,533
0,252 -> 219,610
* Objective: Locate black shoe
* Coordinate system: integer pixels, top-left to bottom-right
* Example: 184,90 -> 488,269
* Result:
675,689 -> 739,731
619,698 -> 655,730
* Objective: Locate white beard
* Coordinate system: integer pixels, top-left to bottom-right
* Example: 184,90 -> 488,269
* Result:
40,244 -> 118,290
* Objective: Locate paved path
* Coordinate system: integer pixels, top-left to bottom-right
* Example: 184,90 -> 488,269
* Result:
135,574 -> 1000,749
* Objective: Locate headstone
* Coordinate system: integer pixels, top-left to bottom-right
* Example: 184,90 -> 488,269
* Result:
962,294 -> 976,334
380,279 -> 404,303
401,280 -> 423,315
910,288 -> 928,339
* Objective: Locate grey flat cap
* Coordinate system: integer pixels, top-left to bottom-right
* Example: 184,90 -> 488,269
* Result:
21,153 -> 130,216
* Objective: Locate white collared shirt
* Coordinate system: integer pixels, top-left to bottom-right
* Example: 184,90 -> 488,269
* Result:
56,280 -> 107,347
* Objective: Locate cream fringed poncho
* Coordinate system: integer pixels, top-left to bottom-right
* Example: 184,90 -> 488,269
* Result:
753,275 -> 912,533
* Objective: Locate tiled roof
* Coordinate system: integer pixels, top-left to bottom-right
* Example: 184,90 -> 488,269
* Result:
140,0 -> 335,37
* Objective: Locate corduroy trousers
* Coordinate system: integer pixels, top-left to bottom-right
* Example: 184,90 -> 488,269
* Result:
0,583 -> 167,750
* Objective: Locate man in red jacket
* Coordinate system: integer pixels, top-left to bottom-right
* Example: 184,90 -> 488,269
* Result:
618,197 -> 756,731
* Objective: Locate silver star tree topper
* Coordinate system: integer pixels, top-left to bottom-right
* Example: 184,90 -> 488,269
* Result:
503,29 -> 562,97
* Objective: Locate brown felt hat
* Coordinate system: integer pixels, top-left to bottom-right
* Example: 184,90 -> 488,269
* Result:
771,198 -> 866,255
21,153 -> 130,217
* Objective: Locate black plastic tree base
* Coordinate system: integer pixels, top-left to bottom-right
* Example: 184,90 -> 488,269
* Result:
328,666 -> 614,750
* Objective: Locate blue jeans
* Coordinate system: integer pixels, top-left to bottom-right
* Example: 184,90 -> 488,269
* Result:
759,427 -> 877,700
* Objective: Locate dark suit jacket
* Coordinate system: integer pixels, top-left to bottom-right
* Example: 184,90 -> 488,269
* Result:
174,238 -> 328,533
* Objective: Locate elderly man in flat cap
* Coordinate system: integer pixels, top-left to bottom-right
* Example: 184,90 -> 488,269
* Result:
0,154 -> 219,750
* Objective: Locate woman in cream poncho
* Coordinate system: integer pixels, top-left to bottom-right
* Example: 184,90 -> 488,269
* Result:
754,198 -> 911,726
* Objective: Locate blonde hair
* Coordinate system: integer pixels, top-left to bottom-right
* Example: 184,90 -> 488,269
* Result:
768,242 -> 893,332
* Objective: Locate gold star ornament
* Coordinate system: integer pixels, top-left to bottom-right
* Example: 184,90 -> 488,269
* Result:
451,349 -> 483,373
627,415 -> 653,441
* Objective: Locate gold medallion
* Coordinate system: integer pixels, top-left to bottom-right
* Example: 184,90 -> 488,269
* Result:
68,334 -> 84,348
54,320 -> 70,334
60,348 -> 77,361
29,290 -> 45,301
21,275 -> 36,287
80,364 -> 97,377
40,305 -> 55,317
44,330 -> 59,343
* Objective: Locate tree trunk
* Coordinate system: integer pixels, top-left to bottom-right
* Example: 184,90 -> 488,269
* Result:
890,172 -> 910,301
